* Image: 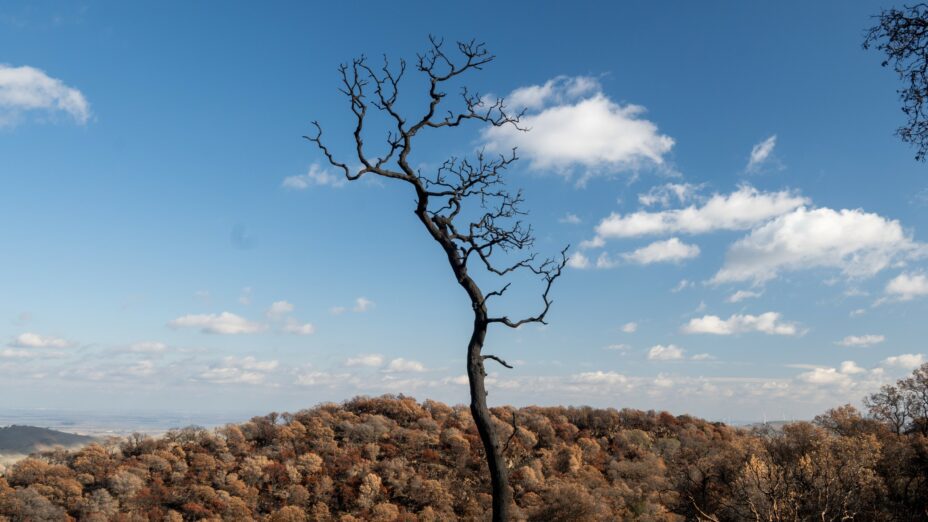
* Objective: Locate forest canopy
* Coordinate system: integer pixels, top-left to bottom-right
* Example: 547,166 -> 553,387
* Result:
1,363 -> 927,521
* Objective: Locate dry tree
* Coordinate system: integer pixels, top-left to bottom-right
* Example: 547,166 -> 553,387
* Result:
865,3 -> 928,160
307,36 -> 567,520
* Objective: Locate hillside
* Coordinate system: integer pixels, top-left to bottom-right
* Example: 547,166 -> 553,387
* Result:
0,390 -> 926,521
0,426 -> 95,456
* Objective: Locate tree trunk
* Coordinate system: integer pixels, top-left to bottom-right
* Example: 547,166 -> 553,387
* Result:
467,314 -> 513,521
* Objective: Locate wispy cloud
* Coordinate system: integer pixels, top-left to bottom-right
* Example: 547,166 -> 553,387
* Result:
0,64 -> 90,126
746,135 -> 777,172
836,334 -> 885,347
283,163 -> 346,190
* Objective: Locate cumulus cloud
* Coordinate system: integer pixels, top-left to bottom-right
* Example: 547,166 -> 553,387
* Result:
881,272 -> 928,303
572,371 -> 627,385
10,332 -> 72,349
345,354 -> 385,367
282,319 -> 315,335
798,367 -> 852,386
882,353 -> 925,369
683,312 -> 800,336
647,344 -> 685,361
266,300 -> 294,319
282,163 -> 346,189
840,361 -> 866,374
168,312 -> 266,334
0,64 -> 90,126
567,251 -> 590,269
482,76 -> 673,182
559,213 -> 582,225
836,334 -> 885,347
589,185 -> 807,242
746,135 -> 777,172
384,358 -> 427,373
621,237 -> 699,265
712,207 -> 920,284
621,322 -> 638,333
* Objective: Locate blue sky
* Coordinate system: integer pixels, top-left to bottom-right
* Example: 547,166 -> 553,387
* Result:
2,1 -> 927,422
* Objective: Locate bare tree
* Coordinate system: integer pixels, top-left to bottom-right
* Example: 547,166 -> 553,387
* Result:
307,37 -> 567,521
865,3 -> 928,160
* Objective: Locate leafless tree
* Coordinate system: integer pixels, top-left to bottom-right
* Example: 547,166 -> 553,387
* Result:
307,37 -> 567,521
865,3 -> 928,160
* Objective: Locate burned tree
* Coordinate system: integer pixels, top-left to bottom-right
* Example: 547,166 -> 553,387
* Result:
865,3 -> 928,160
307,37 -> 567,520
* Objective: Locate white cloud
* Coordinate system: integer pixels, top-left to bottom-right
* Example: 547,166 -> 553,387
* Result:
572,371 -> 627,385
621,322 -> 638,333
296,371 -> 356,387
1,349 -> 34,359
168,312 -> 265,334
882,272 -> 928,302
653,373 -> 675,387
345,354 -> 385,367
590,185 -> 807,241
683,312 -> 800,336
691,353 -> 714,361
836,334 -> 885,347
798,367 -> 851,386
10,332 -> 71,349
198,357 -> 278,385
282,319 -> 315,335
713,207 -> 919,284
505,75 -> 600,110
353,297 -> 375,312
638,183 -> 699,207
747,135 -> 777,172
727,290 -> 763,303
840,361 -> 866,374
483,77 -> 673,182
882,353 -> 925,370
266,300 -> 295,319
559,213 -> 582,225
570,370 -> 629,387
621,237 -> 699,265
672,279 -> 694,292
647,344 -> 685,361
129,341 -> 167,353
199,367 -> 265,385
282,163 -> 346,189
604,343 -> 630,351
567,251 -> 590,269
0,64 -> 90,126
231,356 -> 279,372
384,358 -> 427,373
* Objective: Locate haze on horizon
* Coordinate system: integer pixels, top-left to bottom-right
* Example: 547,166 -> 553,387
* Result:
1,1 -> 926,423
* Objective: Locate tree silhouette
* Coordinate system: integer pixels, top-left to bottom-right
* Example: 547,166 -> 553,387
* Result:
865,3 -> 928,160
307,37 -> 567,520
